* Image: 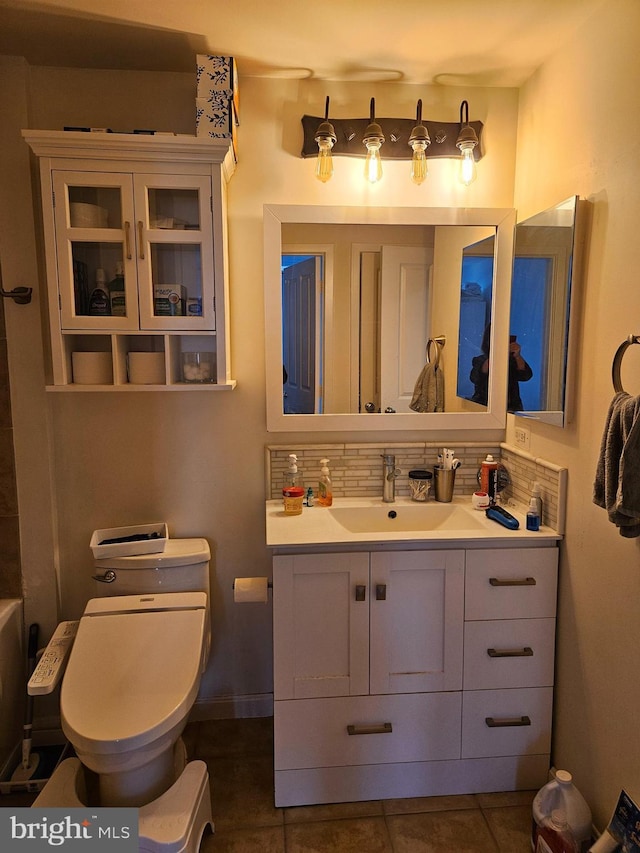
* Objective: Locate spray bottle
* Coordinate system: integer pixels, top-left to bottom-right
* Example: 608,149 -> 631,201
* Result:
317,459 -> 333,507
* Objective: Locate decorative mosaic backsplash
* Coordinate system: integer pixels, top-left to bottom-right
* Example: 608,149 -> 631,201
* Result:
266,441 -> 567,533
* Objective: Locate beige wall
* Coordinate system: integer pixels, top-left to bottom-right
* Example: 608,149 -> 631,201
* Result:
511,0 -> 640,827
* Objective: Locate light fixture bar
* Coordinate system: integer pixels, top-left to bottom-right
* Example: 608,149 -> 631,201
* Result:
301,103 -> 483,162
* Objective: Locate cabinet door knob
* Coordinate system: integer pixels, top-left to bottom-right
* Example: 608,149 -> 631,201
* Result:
375,584 -> 387,600
355,584 -> 367,602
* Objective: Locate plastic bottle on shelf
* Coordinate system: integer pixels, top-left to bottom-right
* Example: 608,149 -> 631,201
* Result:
527,497 -> 541,531
109,261 -> 126,316
532,771 -> 593,853
531,481 -> 544,521
317,459 -> 333,507
480,454 -> 499,504
88,268 -> 110,316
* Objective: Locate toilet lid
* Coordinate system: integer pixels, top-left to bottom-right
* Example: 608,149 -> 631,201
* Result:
61,593 -> 207,756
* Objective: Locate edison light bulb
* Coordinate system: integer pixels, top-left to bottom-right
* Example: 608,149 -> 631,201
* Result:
410,140 -> 428,185
364,141 -> 383,183
458,142 -> 477,186
315,138 -> 334,183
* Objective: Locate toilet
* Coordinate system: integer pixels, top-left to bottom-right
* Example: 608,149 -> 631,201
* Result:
34,538 -> 214,852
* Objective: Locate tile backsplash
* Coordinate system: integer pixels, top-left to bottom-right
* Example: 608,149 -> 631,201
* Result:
266,441 -> 567,533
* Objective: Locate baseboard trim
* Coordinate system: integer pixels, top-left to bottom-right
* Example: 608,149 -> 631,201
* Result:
189,693 -> 274,721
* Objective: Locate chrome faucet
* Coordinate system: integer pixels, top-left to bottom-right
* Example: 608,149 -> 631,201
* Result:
381,454 -> 400,503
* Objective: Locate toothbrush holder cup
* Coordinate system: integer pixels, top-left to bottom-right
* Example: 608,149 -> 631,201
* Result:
433,466 -> 456,503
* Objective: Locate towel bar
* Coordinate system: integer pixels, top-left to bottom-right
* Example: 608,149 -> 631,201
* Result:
612,334 -> 640,393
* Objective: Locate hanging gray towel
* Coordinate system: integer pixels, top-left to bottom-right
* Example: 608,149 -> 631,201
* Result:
593,391 -> 640,537
410,340 -> 444,413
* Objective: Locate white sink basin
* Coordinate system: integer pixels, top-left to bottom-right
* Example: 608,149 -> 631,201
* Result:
328,503 -> 485,533
266,497 -> 557,547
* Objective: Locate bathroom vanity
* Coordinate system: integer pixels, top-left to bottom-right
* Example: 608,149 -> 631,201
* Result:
266,498 -> 560,807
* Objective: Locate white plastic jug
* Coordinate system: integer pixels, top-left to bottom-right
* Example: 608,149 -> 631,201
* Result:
532,770 -> 593,853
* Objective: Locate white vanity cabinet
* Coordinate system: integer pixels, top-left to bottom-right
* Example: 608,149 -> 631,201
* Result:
24,131 -> 236,390
272,543 -> 558,807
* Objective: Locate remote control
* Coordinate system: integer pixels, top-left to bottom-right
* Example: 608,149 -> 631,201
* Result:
486,505 -> 520,530
28,620 -> 79,696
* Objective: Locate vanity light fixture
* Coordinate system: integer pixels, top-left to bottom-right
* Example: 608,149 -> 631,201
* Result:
408,99 -> 431,185
456,99 -> 479,186
303,98 -> 483,185
362,98 -> 385,183
314,96 -> 337,183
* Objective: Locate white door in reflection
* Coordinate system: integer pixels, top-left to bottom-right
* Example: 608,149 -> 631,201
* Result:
379,246 -> 433,413
282,255 -> 324,414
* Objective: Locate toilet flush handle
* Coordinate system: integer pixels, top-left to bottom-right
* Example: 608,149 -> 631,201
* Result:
92,570 -> 117,583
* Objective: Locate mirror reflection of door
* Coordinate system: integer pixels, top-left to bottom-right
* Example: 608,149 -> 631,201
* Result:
379,246 -> 433,412
281,255 -> 324,414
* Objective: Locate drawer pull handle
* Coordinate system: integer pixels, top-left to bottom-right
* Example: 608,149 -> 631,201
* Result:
347,722 -> 393,736
375,584 -> 387,601
487,646 -> 534,658
489,576 -> 536,587
355,584 -> 366,602
485,715 -> 531,728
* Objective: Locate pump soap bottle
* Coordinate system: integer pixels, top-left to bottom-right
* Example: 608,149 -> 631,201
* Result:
317,459 -> 333,507
282,454 -> 304,516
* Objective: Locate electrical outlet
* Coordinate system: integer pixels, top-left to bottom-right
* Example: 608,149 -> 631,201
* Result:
514,425 -> 530,450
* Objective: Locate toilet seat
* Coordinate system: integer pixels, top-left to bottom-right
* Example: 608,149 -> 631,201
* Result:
61,592 -> 207,760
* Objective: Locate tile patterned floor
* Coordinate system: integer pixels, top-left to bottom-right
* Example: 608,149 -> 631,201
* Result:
191,717 -> 535,853
0,717 -> 535,852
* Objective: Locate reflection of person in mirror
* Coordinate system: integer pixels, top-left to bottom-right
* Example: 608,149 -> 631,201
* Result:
470,325 -> 532,411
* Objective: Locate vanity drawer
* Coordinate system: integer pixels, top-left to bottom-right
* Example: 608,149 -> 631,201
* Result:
275,692 -> 461,771
465,548 -> 558,621
463,619 -> 556,689
462,687 -> 553,758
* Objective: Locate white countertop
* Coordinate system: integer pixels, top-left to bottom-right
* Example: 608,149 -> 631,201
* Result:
266,496 -> 561,549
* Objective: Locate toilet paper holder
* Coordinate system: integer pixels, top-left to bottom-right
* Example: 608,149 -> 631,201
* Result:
232,577 -> 272,604
232,578 -> 273,590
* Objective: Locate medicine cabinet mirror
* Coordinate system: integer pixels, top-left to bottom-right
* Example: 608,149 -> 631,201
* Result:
264,205 -> 516,432
508,195 -> 585,427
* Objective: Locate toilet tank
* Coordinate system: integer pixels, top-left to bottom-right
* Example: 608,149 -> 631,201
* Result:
93,538 -> 211,599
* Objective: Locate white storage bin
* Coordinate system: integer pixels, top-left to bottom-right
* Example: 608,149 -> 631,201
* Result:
90,523 -> 168,558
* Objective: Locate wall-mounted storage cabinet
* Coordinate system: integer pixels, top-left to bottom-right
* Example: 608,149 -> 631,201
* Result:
24,130 -> 236,390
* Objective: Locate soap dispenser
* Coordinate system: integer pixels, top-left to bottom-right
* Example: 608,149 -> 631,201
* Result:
317,459 -> 333,507
282,454 -> 304,516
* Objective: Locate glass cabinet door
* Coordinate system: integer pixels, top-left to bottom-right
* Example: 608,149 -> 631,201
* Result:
134,174 -> 215,331
52,171 -> 139,330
